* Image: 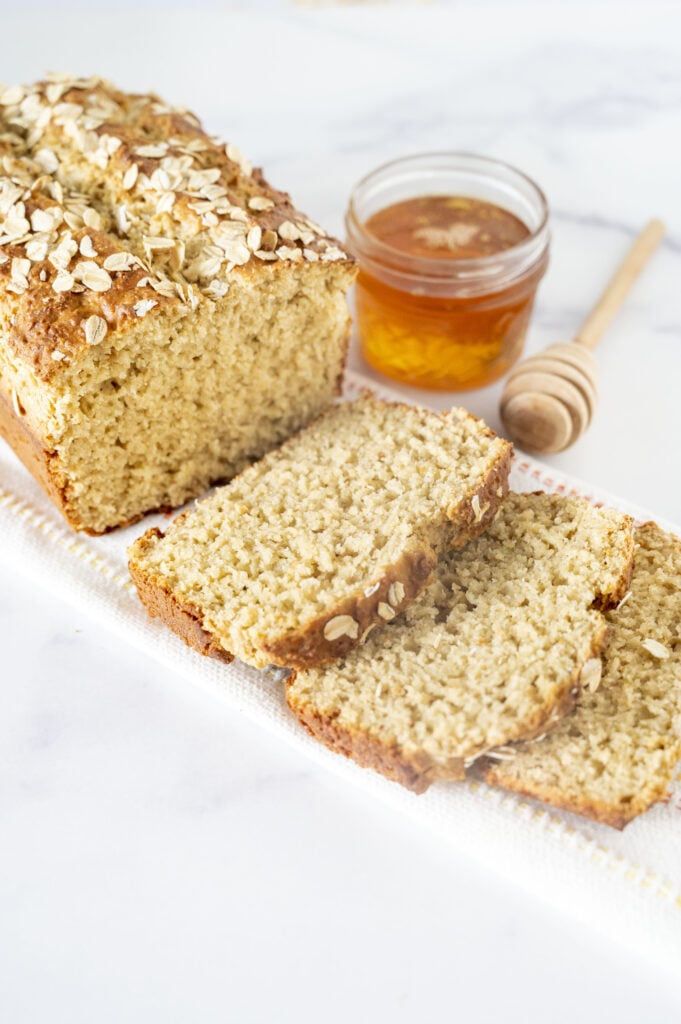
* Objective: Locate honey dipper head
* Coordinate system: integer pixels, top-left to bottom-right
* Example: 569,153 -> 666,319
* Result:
500,342 -> 599,454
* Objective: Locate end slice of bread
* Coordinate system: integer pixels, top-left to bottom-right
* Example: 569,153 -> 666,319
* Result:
481,522 -> 681,829
286,493 -> 634,793
128,395 -> 512,670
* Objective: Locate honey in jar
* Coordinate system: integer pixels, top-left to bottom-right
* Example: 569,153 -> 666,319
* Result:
346,153 -> 550,391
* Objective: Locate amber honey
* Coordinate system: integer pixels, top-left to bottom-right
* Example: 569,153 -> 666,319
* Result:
346,154 -> 550,391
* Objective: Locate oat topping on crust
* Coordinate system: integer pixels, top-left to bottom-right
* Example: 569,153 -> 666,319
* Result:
323,615 -> 360,642
83,313 -> 107,345
0,74 -> 351,375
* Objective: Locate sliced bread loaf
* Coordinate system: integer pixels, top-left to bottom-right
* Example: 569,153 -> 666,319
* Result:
128,395 -> 512,670
481,522 -> 681,828
0,76 -> 355,534
286,492 -> 634,793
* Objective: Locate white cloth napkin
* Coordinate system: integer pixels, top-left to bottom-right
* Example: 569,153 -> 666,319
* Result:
1,369 -> 680,978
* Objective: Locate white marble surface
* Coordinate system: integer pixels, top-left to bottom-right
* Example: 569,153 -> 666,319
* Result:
2,2 -> 681,1021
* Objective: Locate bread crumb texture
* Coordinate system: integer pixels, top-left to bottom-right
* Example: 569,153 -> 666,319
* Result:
483,522 -> 681,828
128,396 -> 512,669
287,492 -> 634,792
0,74 -> 355,532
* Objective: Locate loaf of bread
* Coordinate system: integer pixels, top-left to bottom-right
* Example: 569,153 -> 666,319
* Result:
128,396 -> 512,670
0,74 -> 355,533
482,522 -> 681,828
286,493 -> 634,792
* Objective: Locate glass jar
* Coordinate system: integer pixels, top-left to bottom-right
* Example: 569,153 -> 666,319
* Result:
345,152 -> 550,391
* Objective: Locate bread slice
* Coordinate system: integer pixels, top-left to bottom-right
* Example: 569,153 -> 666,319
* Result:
128,395 -> 512,670
481,522 -> 681,828
286,493 -> 634,793
0,75 -> 355,533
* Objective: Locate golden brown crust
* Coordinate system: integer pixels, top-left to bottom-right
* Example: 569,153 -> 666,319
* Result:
128,535 -> 438,672
128,528 -> 234,664
287,688 -> 466,794
0,75 -> 355,381
0,381 -> 72,519
263,545 -> 438,669
593,526 -> 635,610
4,227 -> 183,381
476,770 -> 665,830
448,440 -> 513,548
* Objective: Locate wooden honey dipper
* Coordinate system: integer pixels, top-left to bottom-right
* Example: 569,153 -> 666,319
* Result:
500,219 -> 665,454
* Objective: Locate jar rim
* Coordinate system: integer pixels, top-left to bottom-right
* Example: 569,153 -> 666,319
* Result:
345,151 -> 550,295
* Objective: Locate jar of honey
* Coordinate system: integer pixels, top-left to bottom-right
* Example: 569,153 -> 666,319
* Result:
345,153 -> 550,391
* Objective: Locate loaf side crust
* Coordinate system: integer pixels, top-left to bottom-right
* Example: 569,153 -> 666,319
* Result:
592,531 -> 635,610
477,769 -> 662,831
263,544 -> 438,669
0,382 -> 71,520
288,687 -> 466,794
128,534 -> 436,671
128,527 -> 234,663
447,439 -> 512,547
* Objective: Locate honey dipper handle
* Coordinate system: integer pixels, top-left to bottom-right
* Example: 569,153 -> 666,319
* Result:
575,218 -> 665,350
